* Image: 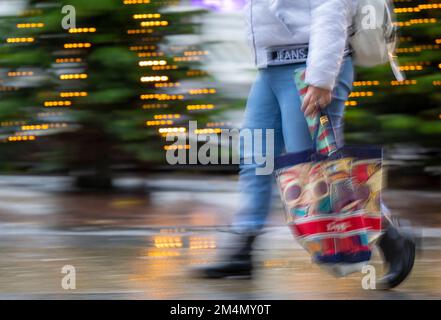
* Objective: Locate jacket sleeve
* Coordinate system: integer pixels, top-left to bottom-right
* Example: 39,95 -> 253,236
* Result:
306,0 -> 354,90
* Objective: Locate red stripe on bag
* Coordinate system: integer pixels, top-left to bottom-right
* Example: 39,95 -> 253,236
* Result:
364,216 -> 382,231
318,130 -> 329,140
318,145 -> 335,155
293,215 -> 367,238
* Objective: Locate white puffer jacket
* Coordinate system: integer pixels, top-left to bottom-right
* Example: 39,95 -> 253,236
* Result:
244,0 -> 356,90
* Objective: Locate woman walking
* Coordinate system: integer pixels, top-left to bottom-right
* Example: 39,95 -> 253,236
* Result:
196,0 -> 415,289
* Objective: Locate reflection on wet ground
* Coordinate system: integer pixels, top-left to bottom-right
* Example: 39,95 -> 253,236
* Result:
0,175 -> 440,299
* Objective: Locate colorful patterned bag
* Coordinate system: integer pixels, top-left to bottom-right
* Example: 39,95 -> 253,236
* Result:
274,68 -> 384,276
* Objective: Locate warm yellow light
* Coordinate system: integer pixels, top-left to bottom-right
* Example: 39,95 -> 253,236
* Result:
64,43 -> 91,49
153,114 -> 181,120
16,23 -> 44,28
194,128 -> 222,134
139,60 -> 167,67
187,104 -> 215,110
353,81 -> 380,87
59,92 -> 88,97
140,20 -> 169,27
142,104 -> 169,109
6,37 -> 34,43
59,73 -> 88,80
189,88 -> 217,95
123,0 -> 150,4
349,91 -> 374,98
7,135 -> 36,142
141,94 -> 184,101
55,58 -> 82,63
44,101 -> 72,107
68,27 -> 96,33
345,101 -> 358,107
133,13 -> 161,19
21,124 -> 49,131
138,52 -> 164,58
146,120 -> 173,126
127,29 -> 153,35
8,71 -> 33,77
390,80 -> 418,86
158,127 -> 186,133
130,45 -> 156,51
140,75 -> 169,82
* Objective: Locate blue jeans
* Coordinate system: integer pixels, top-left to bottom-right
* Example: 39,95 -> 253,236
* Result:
233,57 -> 354,233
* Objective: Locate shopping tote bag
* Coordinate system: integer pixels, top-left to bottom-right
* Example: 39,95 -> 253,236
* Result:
274,68 -> 384,276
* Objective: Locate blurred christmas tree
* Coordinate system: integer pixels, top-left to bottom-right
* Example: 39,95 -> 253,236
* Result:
0,0 -> 228,188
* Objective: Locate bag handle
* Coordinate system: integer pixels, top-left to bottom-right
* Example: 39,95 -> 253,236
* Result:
294,68 -> 338,156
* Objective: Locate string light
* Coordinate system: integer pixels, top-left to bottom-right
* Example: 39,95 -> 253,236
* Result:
153,114 -> 181,120
6,37 -> 34,43
68,27 -> 96,33
194,128 -> 222,134
345,101 -> 358,107
400,65 -> 423,71
140,75 -> 169,82
187,104 -> 215,110
140,21 -> 169,27
142,104 -> 169,109
59,73 -> 88,80
146,120 -> 173,126
184,50 -> 208,56
1,121 -> 26,127
133,14 -> 161,19
187,70 -> 207,76
123,0 -> 150,4
130,45 -> 156,51
8,71 -> 33,77
154,82 -> 180,88
138,52 -> 164,57
127,29 -> 153,34
59,92 -> 88,97
139,60 -> 167,66
21,124 -> 49,130
16,23 -> 44,28
353,81 -> 380,87
391,80 -> 418,86
21,123 -> 67,130
349,91 -> 374,98
189,88 -> 216,95
55,58 -> 82,63
174,56 -> 201,62
64,43 -> 91,49
152,65 -> 178,71
44,101 -> 72,107
7,135 -> 36,142
140,94 -> 184,100
158,127 -> 186,133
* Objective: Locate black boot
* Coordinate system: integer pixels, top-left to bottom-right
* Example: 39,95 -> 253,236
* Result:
377,224 -> 416,290
193,233 -> 257,279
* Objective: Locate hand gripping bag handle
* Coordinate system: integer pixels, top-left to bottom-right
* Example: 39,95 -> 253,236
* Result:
294,68 -> 339,156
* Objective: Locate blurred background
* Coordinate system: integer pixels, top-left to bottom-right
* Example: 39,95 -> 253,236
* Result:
0,0 -> 440,299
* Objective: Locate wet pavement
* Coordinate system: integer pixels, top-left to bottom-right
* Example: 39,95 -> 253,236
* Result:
0,174 -> 441,300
